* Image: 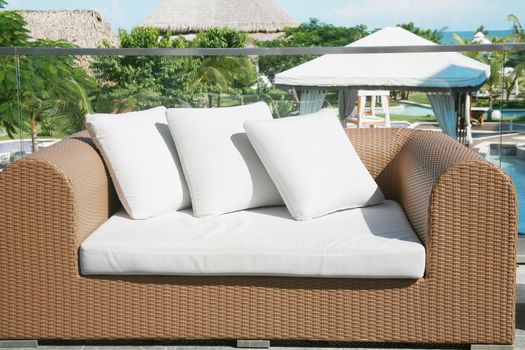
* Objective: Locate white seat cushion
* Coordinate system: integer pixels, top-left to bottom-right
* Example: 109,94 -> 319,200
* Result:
80,200 -> 425,278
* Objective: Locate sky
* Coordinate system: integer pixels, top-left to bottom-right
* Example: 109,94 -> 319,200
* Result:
4,0 -> 525,33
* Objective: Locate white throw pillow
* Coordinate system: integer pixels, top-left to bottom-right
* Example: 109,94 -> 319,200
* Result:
86,107 -> 191,220
166,102 -> 283,217
244,109 -> 384,221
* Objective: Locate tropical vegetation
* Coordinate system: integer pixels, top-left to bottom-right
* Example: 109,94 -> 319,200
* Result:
0,2 -> 98,152
0,0 -> 524,151
397,22 -> 444,43
451,15 -> 525,115
92,27 -> 257,111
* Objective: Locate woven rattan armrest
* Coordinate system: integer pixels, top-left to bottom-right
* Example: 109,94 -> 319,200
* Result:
348,128 -> 517,271
0,131 -> 119,249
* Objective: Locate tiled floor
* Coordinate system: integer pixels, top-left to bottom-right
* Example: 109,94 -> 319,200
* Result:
4,266 -> 525,350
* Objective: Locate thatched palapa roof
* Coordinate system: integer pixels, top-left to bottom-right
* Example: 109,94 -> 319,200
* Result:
140,0 -> 299,35
20,10 -> 119,48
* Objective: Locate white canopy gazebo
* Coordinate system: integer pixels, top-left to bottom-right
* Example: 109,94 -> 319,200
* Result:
275,27 -> 491,143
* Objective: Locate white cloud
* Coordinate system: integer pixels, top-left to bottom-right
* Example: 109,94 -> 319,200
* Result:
327,0 -> 519,30
95,0 -> 127,31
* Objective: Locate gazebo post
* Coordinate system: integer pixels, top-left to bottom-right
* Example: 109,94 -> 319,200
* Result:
385,95 -> 391,128
455,92 -> 471,146
357,96 -> 363,128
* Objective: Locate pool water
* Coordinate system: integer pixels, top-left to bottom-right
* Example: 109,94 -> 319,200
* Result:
485,155 -> 525,234
378,103 -> 525,118
0,139 -> 58,154
374,103 -> 434,117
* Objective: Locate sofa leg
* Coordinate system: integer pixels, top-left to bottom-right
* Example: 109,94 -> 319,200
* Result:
471,345 -> 514,350
0,340 -> 38,348
237,340 -> 270,348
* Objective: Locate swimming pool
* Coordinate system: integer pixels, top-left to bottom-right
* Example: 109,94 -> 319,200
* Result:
372,103 -> 434,117
0,139 -> 58,154
383,103 -> 525,118
485,154 -> 525,234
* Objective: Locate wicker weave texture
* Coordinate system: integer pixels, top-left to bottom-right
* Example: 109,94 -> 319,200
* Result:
0,129 -> 517,344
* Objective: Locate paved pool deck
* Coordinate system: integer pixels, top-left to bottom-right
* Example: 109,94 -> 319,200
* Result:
473,133 -> 525,151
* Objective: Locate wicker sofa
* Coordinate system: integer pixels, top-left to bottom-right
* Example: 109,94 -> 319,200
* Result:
0,128 -> 518,348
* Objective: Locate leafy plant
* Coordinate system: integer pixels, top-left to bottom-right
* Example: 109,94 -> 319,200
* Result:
39,116 -> 56,136
474,25 -> 490,36
272,96 -> 294,118
508,14 -> 525,42
93,27 -> 258,110
92,27 -> 198,111
0,0 -> 30,46
193,28 -> 257,106
396,22 -> 445,44
0,40 -> 97,151
0,1 -> 97,149
257,19 -> 368,81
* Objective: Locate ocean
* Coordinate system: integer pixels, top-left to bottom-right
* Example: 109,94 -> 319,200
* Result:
440,30 -> 514,44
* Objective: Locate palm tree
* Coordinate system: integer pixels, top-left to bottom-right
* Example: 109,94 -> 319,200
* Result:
453,33 -> 506,113
508,14 -> 525,42
485,56 -> 504,110
0,39 -> 97,152
194,56 -> 257,107
474,25 -> 489,36
505,15 -> 525,101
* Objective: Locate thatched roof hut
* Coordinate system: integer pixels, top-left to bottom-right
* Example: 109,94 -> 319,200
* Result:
140,0 -> 299,41
20,10 -> 119,48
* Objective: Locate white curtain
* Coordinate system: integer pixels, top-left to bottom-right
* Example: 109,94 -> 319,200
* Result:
380,95 -> 391,128
427,92 -> 457,138
300,90 -> 326,115
338,89 -> 359,118
464,94 -> 473,144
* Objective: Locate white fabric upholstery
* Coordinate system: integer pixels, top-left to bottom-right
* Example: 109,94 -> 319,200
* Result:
86,107 -> 191,220
166,102 -> 283,217
244,109 -> 384,220
80,200 -> 425,278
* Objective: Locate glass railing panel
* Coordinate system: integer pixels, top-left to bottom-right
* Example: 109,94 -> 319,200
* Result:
0,54 -> 23,171
501,48 -> 525,236
11,54 -> 91,158
3,46 -> 524,236
478,48 -> 525,236
503,48 -> 524,236
470,48 -> 507,161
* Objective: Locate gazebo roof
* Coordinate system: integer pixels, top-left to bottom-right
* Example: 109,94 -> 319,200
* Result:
140,0 -> 299,34
275,27 -> 491,92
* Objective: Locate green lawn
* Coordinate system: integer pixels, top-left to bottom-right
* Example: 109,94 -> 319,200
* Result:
0,132 -> 30,142
389,114 -> 436,123
504,115 -> 525,124
406,92 -> 430,105
0,128 -> 65,142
